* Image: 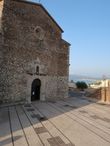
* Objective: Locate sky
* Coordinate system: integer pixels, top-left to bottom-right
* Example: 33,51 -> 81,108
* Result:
32,0 -> 110,78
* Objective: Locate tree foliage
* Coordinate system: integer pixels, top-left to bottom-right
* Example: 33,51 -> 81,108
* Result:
76,81 -> 88,90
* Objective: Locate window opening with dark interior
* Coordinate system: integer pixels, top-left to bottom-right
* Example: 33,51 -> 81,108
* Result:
36,66 -> 39,75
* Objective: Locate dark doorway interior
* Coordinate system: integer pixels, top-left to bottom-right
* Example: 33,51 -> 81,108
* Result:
31,79 -> 41,101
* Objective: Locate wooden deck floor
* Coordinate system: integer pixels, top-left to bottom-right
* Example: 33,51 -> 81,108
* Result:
0,96 -> 110,146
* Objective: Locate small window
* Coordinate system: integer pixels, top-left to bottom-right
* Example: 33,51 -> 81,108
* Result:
36,66 -> 39,75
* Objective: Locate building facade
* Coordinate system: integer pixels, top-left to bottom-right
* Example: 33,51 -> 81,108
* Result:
0,0 -> 70,103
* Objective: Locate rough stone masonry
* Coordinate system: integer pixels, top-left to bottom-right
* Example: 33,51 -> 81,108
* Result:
0,0 -> 70,103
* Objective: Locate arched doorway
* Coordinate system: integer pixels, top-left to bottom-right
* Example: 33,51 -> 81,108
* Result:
31,79 -> 41,101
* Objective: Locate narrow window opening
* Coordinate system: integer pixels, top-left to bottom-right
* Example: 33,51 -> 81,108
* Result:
36,66 -> 39,75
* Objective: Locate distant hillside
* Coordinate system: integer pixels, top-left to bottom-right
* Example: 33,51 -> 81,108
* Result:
69,74 -> 101,84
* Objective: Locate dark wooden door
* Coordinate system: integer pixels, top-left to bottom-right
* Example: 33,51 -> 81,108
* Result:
31,79 -> 41,101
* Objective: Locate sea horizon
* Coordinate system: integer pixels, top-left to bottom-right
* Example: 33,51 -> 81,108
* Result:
69,74 -> 110,85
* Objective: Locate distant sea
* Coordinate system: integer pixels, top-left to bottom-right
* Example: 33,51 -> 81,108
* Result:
69,75 -> 101,85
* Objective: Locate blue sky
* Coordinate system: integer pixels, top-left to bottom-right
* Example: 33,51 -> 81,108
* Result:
32,0 -> 110,78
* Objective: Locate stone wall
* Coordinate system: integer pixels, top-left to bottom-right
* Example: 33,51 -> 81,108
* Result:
0,0 -> 70,103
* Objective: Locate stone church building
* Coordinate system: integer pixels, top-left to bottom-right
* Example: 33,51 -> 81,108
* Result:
0,0 -> 70,103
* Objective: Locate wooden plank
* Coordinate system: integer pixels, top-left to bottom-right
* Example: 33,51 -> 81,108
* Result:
58,100 -> 110,132
50,101 -> 110,143
34,102 -> 110,146
16,105 -> 43,146
82,106 -> 110,128
23,105 -> 52,146
9,106 -> 28,146
0,107 -> 13,146
32,103 -> 72,145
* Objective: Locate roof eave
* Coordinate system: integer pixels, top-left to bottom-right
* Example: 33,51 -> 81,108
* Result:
62,39 -> 71,46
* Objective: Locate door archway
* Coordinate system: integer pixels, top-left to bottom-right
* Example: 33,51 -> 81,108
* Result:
31,79 -> 41,101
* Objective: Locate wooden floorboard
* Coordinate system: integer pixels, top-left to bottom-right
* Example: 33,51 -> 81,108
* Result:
59,99 -> 110,129
9,106 -> 28,146
33,102 -> 75,146
54,100 -> 110,133
0,96 -> 110,146
23,104 -> 52,146
47,101 -> 110,143
0,107 -> 13,146
31,103 -> 73,145
16,105 -> 43,146
34,101 -> 110,146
